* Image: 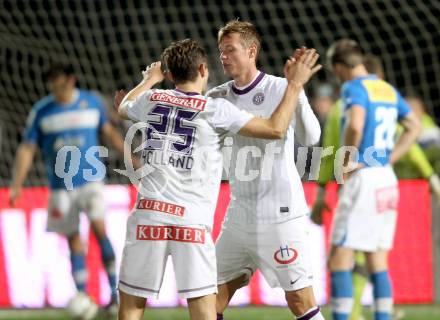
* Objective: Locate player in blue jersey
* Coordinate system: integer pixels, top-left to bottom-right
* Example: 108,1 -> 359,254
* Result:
9,63 -> 130,317
326,40 -> 420,320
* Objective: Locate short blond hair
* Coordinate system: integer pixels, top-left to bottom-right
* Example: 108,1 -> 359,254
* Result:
218,20 -> 261,56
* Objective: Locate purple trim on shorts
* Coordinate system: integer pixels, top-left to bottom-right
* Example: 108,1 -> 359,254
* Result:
297,306 -> 320,320
178,283 -> 216,293
231,71 -> 265,95
174,88 -> 200,96
119,280 -> 159,293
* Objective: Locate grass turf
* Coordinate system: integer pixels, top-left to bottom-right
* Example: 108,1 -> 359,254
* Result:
0,305 -> 439,319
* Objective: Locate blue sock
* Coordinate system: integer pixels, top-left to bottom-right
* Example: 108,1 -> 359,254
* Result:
98,237 -> 117,302
331,271 -> 353,320
371,271 -> 393,320
70,253 -> 87,292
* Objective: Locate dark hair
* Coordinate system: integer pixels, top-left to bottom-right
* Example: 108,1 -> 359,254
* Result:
218,20 -> 262,57
43,63 -> 74,82
161,39 -> 207,84
326,39 -> 363,68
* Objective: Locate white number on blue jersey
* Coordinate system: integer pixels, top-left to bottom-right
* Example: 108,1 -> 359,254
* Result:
374,107 -> 398,149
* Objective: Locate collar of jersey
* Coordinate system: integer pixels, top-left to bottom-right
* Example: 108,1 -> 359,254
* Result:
231,71 -> 265,95
174,88 -> 200,96
55,89 -> 80,107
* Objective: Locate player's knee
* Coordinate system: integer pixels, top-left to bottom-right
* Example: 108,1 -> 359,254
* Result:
327,254 -> 341,271
215,287 -> 229,314
68,233 -> 84,254
118,291 -> 146,320
328,247 -> 353,271
188,295 -> 216,320
365,251 -> 388,273
91,219 -> 107,239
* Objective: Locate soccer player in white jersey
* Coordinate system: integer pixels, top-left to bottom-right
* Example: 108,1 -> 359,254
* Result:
116,39 -> 321,320
326,40 -> 420,320
206,21 -> 324,320
9,63 -> 131,317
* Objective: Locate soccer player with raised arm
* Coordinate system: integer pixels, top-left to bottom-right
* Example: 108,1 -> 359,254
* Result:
9,63 -> 131,318
116,39 -> 321,320
326,40 -> 420,320
206,20 -> 324,320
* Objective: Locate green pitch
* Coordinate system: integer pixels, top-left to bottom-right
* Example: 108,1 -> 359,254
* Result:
0,305 -> 439,320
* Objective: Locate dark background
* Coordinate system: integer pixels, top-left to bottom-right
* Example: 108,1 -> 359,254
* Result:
1,0 -> 439,186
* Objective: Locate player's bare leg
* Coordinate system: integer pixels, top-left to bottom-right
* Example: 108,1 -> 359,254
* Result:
328,245 -> 355,271
68,232 -> 84,255
365,250 -> 393,320
364,250 -> 388,273
118,290 -> 146,320
285,286 -> 324,319
216,275 -> 246,318
328,245 -> 355,320
187,294 -> 216,320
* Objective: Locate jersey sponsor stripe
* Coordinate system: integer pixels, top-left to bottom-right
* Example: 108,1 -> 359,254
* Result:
39,109 -> 100,134
150,92 -> 206,111
136,225 -> 205,244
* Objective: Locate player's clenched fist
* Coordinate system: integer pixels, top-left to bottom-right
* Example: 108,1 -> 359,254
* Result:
284,48 -> 322,86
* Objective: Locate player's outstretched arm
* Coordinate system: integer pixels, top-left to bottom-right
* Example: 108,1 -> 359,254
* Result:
9,143 -> 36,206
118,61 -> 164,120
390,111 -> 421,164
238,49 -> 321,139
294,96 -> 321,146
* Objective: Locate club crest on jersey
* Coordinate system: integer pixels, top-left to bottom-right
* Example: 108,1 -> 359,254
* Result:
253,92 -> 265,105
274,245 -> 298,264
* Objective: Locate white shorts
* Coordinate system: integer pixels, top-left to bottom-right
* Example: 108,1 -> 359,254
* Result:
47,182 -> 105,236
216,216 -> 313,291
331,166 -> 399,252
118,215 -> 217,299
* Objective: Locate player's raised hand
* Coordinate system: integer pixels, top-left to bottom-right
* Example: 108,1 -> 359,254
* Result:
142,61 -> 165,84
284,48 -> 322,86
283,47 -> 306,76
114,89 -> 127,112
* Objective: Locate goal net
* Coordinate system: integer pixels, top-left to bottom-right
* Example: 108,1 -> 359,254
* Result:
1,0 -> 439,186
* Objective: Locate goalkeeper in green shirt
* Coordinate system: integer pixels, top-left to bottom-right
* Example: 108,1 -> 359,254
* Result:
311,54 -> 440,320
